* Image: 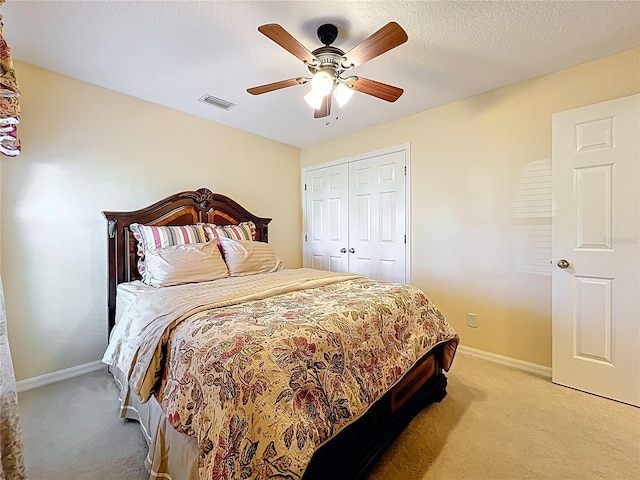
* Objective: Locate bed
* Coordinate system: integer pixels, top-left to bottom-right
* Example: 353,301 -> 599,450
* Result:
102,188 -> 459,480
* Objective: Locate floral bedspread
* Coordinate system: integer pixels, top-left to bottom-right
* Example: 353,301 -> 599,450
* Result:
155,277 -> 458,479
104,269 -> 364,401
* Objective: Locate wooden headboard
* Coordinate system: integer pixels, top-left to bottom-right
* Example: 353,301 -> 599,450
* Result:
102,188 -> 272,334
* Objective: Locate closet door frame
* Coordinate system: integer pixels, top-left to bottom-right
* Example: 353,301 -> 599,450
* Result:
301,143 -> 412,284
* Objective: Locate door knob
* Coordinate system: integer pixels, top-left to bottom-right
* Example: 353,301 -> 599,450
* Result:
349,248 -> 355,253
340,248 -> 347,253
556,259 -> 570,269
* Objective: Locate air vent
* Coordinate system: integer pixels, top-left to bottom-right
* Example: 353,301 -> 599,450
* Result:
198,94 -> 236,111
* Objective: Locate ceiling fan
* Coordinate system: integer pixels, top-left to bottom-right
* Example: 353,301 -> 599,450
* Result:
247,22 -> 408,118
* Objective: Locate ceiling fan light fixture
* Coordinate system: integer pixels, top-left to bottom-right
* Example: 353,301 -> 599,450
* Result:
248,22 -> 407,118
334,82 -> 355,108
304,90 -> 324,110
311,70 -> 334,96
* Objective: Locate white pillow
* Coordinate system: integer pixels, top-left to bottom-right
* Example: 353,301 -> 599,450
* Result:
220,237 -> 282,276
143,241 -> 229,287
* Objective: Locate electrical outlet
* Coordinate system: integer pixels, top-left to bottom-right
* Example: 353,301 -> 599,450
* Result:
467,313 -> 478,328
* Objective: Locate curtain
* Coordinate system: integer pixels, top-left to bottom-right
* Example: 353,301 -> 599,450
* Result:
0,276 -> 25,480
0,0 -> 20,157
0,1 -> 24,477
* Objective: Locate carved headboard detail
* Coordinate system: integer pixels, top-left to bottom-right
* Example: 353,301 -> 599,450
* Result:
102,188 -> 272,334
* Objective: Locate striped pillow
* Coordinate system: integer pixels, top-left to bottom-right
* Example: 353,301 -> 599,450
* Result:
129,223 -> 208,278
219,237 -> 282,276
143,241 -> 229,287
201,221 -> 257,243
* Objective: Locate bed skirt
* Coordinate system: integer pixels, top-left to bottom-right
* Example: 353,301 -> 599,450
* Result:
110,366 -> 199,480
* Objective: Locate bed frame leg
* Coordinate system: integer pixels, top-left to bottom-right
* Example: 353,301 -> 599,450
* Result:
431,373 -> 448,403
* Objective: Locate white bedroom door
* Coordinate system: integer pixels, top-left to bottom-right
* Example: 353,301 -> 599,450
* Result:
552,94 -> 640,406
304,164 -> 350,272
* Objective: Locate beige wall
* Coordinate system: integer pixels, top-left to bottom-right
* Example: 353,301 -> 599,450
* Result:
301,48 -> 640,367
3,49 -> 638,381
1,62 -> 302,381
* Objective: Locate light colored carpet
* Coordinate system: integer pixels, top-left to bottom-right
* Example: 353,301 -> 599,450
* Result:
17,353 -> 640,480
370,354 -> 640,480
18,367 -> 148,480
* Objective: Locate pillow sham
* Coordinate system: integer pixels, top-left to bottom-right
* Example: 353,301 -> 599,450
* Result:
200,221 -> 257,243
143,240 -> 229,287
221,221 -> 257,241
219,237 -> 282,276
129,223 -> 209,277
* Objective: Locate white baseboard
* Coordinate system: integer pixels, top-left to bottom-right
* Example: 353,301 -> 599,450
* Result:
457,345 -> 552,378
16,360 -> 105,393
15,349 -> 550,392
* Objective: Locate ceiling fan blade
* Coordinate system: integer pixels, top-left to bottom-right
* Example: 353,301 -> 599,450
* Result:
349,77 -> 404,102
314,94 -> 332,118
247,77 -> 308,95
258,24 -> 317,64
343,22 -> 408,68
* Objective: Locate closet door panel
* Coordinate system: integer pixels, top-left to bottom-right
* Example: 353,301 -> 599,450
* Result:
304,164 -> 349,272
349,151 -> 406,282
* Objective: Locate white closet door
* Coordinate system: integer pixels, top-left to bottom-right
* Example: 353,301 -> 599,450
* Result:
348,151 -> 406,282
304,164 -> 350,273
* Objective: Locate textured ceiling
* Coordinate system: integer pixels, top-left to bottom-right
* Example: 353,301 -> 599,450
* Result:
3,1 -> 640,148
